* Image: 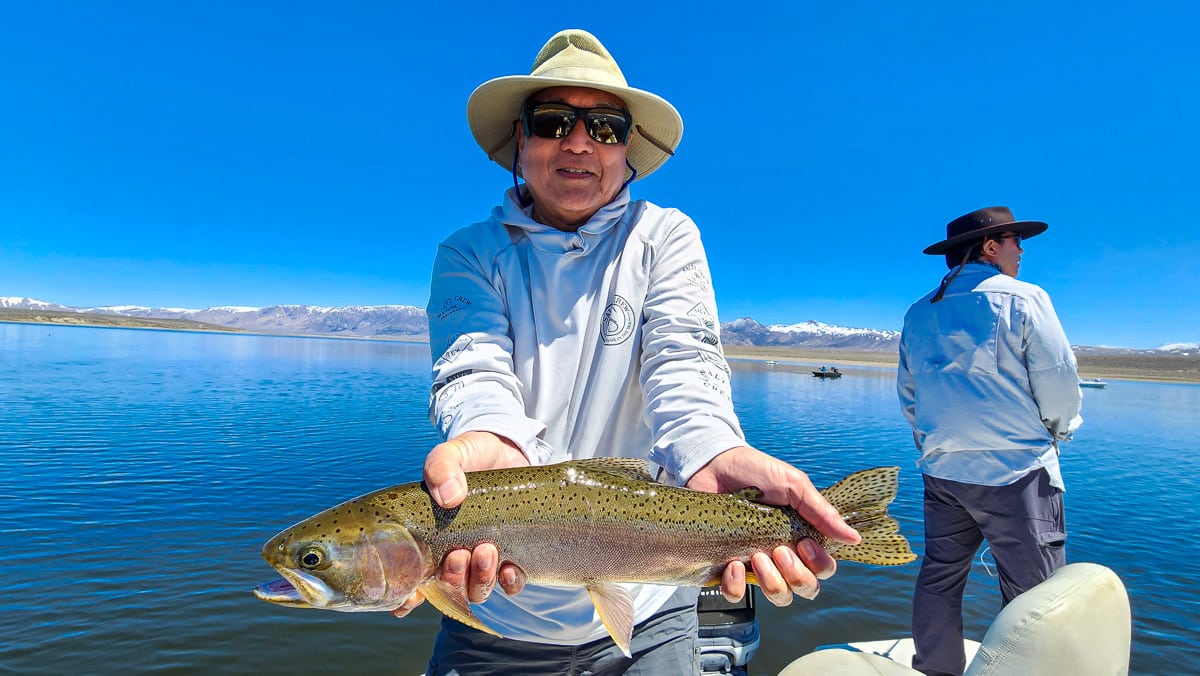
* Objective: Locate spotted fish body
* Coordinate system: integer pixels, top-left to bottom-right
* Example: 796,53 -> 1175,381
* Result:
255,459 -> 915,654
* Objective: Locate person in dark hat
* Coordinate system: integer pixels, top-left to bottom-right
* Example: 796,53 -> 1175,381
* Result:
405,28 -> 861,674
897,206 -> 1084,676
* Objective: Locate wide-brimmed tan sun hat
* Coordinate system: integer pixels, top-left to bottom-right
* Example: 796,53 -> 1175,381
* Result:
466,28 -> 683,181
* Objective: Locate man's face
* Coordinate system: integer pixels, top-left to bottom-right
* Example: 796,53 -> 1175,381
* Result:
990,232 -> 1024,277
517,86 -> 630,231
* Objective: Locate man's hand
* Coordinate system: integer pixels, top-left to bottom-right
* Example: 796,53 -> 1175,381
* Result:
687,446 -> 861,606
391,431 -> 530,619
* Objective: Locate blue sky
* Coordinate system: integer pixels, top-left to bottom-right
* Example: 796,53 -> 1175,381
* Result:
2,2 -> 1197,349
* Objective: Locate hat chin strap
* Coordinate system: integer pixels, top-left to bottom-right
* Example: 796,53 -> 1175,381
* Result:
931,246 -> 978,303
622,159 -> 638,188
512,139 -> 533,208
633,124 -> 675,157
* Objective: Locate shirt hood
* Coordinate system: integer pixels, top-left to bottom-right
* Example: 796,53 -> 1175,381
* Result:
492,186 -> 632,255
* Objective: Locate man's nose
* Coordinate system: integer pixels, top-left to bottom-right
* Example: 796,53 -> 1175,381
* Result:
560,118 -> 594,150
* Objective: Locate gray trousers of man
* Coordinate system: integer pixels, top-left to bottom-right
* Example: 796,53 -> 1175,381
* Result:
426,586 -> 700,675
911,469 -> 1066,676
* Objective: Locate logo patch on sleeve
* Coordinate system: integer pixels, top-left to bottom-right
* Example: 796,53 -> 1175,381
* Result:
436,332 -> 474,365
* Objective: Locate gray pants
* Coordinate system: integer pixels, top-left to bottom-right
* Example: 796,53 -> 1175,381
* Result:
911,469 -> 1066,676
426,587 -> 700,676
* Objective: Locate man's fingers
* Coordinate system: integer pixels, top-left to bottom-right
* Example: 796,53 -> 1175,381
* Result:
423,433 -> 529,509
424,440 -> 470,508
392,589 -> 426,618
773,545 -> 820,600
720,560 -> 747,603
497,562 -> 527,596
439,549 -> 470,590
787,473 -> 861,547
750,551 -> 792,607
797,538 -> 837,581
468,544 -> 499,603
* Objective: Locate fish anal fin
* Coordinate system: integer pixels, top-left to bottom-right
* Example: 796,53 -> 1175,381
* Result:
418,579 -> 500,637
588,583 -> 635,658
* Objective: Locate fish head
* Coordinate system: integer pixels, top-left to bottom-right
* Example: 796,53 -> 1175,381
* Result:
254,505 -> 431,613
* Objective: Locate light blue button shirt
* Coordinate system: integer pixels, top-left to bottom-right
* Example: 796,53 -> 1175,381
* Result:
897,263 -> 1083,489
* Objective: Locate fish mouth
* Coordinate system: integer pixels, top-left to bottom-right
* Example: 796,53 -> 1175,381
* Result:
254,568 -> 334,608
254,577 -> 310,606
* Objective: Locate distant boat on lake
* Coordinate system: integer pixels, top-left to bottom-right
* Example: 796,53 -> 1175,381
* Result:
1080,378 -> 1108,389
813,367 -> 842,379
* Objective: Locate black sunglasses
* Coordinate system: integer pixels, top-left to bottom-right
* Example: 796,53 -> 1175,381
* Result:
521,102 -> 632,145
992,233 -> 1023,245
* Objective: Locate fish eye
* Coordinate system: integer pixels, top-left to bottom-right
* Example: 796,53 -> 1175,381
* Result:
298,546 -> 326,569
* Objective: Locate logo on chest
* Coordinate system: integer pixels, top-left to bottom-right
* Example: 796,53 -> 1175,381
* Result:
601,295 -> 636,346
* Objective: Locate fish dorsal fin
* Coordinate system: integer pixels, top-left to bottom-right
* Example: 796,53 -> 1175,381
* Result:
566,457 -> 656,482
417,579 -> 501,638
588,583 -> 635,657
732,486 -> 766,502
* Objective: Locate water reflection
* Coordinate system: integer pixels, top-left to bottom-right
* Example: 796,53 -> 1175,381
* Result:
1,324 -> 1195,674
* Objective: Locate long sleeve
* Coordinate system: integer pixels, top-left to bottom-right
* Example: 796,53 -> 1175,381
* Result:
896,332 -> 919,447
896,264 -> 1079,488
426,231 -> 550,462
639,212 -> 745,483
1019,289 -> 1083,440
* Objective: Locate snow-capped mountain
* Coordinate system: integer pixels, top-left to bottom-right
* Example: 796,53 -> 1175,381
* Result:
2,297 -> 427,338
1157,342 -> 1198,355
1074,343 -> 1198,357
0,297 -> 76,312
2,297 -> 1191,354
87,303 -> 429,338
720,318 -> 900,351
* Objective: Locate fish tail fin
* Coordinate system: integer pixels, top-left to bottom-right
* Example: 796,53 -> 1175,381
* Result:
819,466 -> 916,566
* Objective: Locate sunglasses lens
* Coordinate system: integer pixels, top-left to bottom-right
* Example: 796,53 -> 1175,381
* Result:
584,109 -> 630,144
525,104 -> 631,144
528,105 -> 578,139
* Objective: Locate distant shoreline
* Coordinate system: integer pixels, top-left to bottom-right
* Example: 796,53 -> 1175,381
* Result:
722,346 -> 1200,384
4,310 -> 1196,384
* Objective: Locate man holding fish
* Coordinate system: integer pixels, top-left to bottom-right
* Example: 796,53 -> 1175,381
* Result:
413,28 -> 862,673
255,28 -> 919,675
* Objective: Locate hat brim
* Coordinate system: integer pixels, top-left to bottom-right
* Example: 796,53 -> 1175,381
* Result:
466,75 -> 683,181
923,220 -> 1049,255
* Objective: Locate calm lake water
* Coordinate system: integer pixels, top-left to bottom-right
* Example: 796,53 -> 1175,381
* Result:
2,323 -> 1197,675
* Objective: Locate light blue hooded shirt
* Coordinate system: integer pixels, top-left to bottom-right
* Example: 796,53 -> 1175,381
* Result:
426,186 -> 745,646
897,262 -> 1083,489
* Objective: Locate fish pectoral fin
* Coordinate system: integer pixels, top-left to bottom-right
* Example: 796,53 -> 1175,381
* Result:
418,579 -> 500,638
587,583 -> 635,658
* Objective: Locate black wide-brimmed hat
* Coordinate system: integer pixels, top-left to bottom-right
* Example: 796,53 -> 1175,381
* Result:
923,206 -> 1048,255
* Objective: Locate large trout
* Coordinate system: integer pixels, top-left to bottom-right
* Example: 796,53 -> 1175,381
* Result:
254,458 -> 915,655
